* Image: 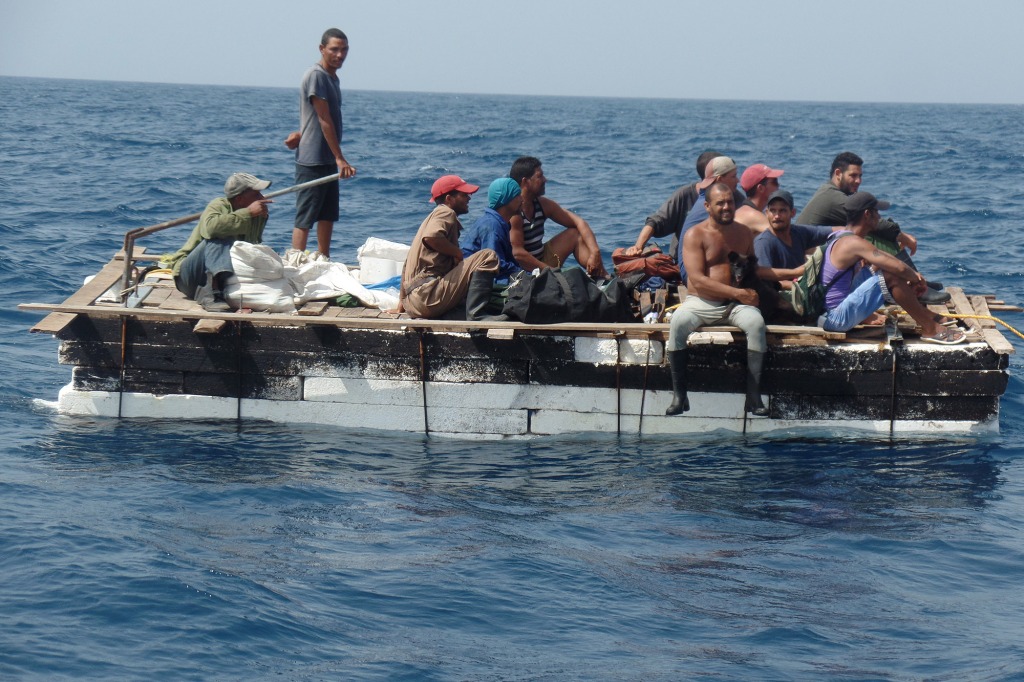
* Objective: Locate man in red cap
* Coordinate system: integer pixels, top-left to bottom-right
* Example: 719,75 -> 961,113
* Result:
734,163 -> 784,234
395,175 -> 499,319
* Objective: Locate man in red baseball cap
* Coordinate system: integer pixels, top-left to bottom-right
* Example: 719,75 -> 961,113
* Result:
734,163 -> 784,234
395,175 -> 500,320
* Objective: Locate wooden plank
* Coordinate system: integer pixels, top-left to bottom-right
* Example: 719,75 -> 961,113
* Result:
776,335 -> 828,347
30,312 -> 79,335
947,286 -> 982,334
486,328 -> 516,340
971,295 -> 1016,355
63,257 -> 128,307
14,301 -> 853,341
29,254 -> 135,333
193,319 -> 228,334
297,301 -> 330,316
969,296 -> 997,328
689,331 -> 734,345
139,287 -> 175,308
112,246 -> 149,260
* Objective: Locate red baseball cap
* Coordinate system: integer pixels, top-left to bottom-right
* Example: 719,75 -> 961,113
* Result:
430,175 -> 480,201
740,163 -> 784,192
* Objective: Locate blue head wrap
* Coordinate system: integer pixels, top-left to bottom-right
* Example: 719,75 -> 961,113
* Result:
487,177 -> 522,210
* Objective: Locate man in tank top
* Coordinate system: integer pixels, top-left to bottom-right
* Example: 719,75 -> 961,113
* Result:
797,151 -> 949,305
818,192 -> 964,344
507,157 -> 609,279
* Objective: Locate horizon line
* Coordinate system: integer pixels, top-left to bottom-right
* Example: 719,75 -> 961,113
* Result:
2,74 -> 1022,108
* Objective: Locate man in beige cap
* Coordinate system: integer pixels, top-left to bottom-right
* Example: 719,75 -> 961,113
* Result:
675,156 -> 743,283
165,172 -> 272,312
395,175 -> 499,320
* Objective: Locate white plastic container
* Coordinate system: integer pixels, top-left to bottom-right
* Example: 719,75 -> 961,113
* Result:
357,238 -> 409,284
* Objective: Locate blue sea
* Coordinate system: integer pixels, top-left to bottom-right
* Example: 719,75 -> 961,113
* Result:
2,76 -> 1024,680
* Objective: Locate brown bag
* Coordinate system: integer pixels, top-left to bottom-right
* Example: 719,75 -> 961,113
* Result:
611,246 -> 680,282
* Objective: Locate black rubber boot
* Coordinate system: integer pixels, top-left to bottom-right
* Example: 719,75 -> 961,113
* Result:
745,350 -> 769,417
466,270 -> 508,321
665,349 -> 690,415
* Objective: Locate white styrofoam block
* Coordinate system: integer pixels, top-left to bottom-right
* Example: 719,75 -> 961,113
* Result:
574,336 -> 664,365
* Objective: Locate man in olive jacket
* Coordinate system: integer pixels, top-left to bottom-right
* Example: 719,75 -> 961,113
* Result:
165,172 -> 272,311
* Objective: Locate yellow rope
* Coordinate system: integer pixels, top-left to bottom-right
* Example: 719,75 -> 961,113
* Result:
941,313 -> 1024,341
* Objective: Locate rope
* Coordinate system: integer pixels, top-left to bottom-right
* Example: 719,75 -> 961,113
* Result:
941,313 -> 1024,341
890,309 -> 1024,341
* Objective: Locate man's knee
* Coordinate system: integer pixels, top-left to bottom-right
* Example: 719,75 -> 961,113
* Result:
668,313 -> 701,349
732,306 -> 767,352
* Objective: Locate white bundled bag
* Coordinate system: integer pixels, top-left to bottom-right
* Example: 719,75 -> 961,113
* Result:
224,242 -> 297,313
290,260 -> 399,310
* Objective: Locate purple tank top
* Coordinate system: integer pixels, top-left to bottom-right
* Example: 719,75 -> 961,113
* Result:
821,232 -> 857,310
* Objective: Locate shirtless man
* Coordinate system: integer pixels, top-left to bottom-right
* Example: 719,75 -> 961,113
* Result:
508,156 -> 608,278
665,182 -> 769,416
819,192 -> 965,344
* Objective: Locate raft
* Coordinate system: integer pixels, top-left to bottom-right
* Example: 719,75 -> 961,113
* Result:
21,248 -> 1017,438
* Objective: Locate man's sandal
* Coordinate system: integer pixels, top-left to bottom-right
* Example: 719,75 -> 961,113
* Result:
921,327 -> 967,345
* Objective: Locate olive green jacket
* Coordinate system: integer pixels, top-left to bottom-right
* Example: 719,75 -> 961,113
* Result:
165,196 -> 267,275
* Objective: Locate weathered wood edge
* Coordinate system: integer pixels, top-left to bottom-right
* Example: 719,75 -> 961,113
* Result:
20,301 -> 851,341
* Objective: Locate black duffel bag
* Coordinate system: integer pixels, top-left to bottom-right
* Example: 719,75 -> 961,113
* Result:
502,268 -> 639,324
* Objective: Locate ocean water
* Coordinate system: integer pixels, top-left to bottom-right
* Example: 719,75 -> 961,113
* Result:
1,76 -> 1024,680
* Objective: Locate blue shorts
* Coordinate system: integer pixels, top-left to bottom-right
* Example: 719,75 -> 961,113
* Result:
821,269 -> 892,332
294,163 -> 339,229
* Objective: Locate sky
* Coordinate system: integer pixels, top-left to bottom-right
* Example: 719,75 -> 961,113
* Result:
3,0 -> 1024,105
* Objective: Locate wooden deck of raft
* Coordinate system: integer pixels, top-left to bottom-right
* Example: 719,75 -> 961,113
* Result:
25,248 -> 1017,357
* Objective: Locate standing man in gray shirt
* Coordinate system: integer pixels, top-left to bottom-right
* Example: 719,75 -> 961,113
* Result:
284,28 -> 356,261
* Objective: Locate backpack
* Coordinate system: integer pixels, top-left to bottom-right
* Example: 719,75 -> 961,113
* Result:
788,232 -> 853,321
502,268 -> 640,324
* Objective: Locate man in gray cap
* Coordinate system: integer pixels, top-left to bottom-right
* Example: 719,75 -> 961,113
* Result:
627,150 -> 746,259
818,192 -> 964,344
165,172 -> 272,312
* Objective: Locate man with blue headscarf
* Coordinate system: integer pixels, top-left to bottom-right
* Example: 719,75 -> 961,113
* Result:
460,177 -> 524,320
462,177 -> 524,281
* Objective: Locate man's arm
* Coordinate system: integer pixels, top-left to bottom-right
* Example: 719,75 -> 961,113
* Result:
475,225 -> 521,278
310,97 -> 356,179
509,214 -> 549,271
422,235 -> 464,263
841,237 -> 926,292
541,197 -> 605,274
752,234 -> 802,282
625,224 -> 656,256
635,185 -> 695,246
198,200 -> 270,240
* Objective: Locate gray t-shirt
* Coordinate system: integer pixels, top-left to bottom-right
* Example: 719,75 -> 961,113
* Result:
296,64 -> 342,167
